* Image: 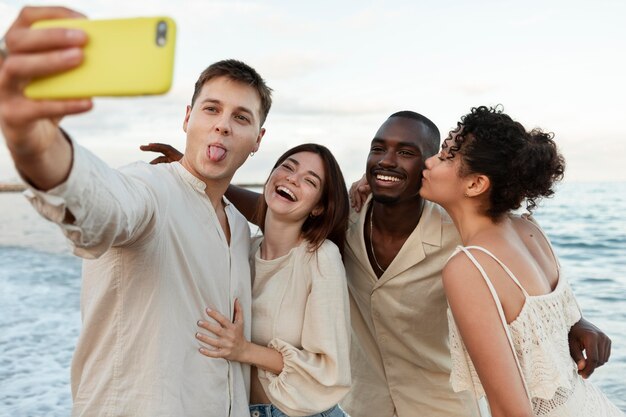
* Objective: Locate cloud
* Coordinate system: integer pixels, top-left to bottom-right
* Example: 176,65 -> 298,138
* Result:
256,52 -> 334,80
338,4 -> 404,30
271,92 -> 391,116
450,81 -> 501,96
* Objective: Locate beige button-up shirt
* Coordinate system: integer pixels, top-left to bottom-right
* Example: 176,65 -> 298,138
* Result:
25,142 -> 252,417
340,198 -> 479,417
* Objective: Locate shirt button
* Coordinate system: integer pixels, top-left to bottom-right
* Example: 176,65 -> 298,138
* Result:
251,411 -> 261,417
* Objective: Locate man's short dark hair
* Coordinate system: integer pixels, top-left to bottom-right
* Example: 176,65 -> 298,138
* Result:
191,59 -> 273,126
389,111 -> 440,157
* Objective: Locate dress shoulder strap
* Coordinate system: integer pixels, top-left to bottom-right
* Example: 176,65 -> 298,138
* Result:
463,245 -> 530,298
456,246 -> 533,406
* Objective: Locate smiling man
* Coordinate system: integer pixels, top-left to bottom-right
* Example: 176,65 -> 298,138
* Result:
0,6 -> 271,416
339,111 -> 480,416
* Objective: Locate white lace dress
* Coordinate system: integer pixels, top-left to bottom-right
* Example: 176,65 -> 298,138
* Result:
448,246 -> 624,417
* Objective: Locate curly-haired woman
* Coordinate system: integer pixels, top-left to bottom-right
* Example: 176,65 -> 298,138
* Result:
421,106 -> 624,417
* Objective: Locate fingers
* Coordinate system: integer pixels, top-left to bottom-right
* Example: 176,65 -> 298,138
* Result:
2,6 -> 86,65
139,143 -> 183,164
196,331 -> 221,348
139,142 -> 172,152
198,347 -> 222,358
352,184 -> 370,212
205,307 -> 232,328
197,318 -> 223,336
233,298 -> 244,325
2,47 -> 84,90
1,6 -> 86,78
0,97 -> 92,128
596,331 -> 611,367
349,183 -> 361,210
578,336 -> 602,378
6,27 -> 87,55
12,6 -> 85,29
567,317 -> 613,379
356,185 -> 368,211
196,302 -> 248,362
0,7 -> 90,131
149,156 -> 170,165
568,337 -> 586,373
196,332 -> 224,358
579,334 -> 611,378
602,338 -> 612,366
140,143 -> 164,153
138,144 -> 168,164
349,174 -> 370,212
195,319 -> 233,360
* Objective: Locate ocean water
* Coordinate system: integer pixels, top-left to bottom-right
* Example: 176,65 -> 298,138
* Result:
1,182 -> 625,416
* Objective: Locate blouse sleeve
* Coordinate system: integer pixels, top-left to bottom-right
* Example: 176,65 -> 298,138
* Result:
261,241 -> 352,416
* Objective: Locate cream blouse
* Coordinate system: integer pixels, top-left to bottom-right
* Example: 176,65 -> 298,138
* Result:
251,237 -> 351,416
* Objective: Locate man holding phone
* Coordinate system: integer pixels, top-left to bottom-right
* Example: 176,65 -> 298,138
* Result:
0,6 -> 271,417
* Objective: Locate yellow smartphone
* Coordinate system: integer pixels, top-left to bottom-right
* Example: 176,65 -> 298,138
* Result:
25,17 -> 176,99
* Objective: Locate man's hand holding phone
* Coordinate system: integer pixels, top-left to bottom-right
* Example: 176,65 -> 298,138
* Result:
0,6 -> 176,191
0,6 -> 93,190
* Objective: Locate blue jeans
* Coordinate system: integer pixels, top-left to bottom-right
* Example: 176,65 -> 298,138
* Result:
249,404 -> 347,417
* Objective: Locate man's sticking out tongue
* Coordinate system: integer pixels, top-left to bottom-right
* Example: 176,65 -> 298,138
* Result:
208,145 -> 226,162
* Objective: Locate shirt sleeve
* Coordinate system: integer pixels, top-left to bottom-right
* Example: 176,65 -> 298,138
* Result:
23,139 -> 157,259
262,242 -> 352,416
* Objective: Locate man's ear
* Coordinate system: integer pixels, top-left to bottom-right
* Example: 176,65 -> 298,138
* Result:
466,173 -> 490,198
182,105 -> 192,132
253,127 -> 265,153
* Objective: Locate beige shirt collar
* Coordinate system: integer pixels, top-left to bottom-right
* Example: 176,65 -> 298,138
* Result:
349,196 -> 444,285
171,162 -> 232,207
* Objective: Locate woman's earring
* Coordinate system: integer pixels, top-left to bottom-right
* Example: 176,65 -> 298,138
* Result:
250,151 -> 255,157
464,192 -> 470,198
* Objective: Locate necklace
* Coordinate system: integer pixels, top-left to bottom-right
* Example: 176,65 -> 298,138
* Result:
369,205 -> 387,274
368,200 -> 426,275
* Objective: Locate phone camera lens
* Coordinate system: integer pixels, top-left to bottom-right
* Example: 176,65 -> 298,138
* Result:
156,20 -> 168,47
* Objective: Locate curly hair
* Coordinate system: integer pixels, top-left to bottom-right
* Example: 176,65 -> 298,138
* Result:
444,105 -> 565,220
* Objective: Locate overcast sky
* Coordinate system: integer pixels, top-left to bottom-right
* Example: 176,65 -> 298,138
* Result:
1,0 -> 625,184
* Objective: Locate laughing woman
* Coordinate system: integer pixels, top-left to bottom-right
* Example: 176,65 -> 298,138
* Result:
195,143 -> 351,417
420,106 -> 623,417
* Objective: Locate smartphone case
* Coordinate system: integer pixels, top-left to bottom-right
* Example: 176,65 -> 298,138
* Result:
25,17 -> 176,98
